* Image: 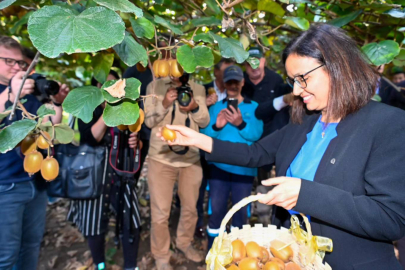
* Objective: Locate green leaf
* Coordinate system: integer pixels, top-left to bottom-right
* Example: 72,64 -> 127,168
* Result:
190,17 -> 221,27
0,112 -> 10,122
213,50 -> 222,64
176,45 -> 197,73
285,17 -> 310,30
130,16 -> 154,39
40,123 -> 74,144
27,6 -> 125,58
384,8 -> 405,19
177,45 -> 214,73
0,119 -> 37,154
278,0 -> 311,3
10,11 -> 33,35
113,31 -> 148,67
193,33 -> 214,43
258,0 -> 285,17
193,46 -> 214,68
0,0 -> 16,9
62,86 -> 104,123
393,50 -> 405,66
93,53 -> 114,84
103,100 -> 140,127
328,10 -> 362,27
94,0 -> 142,17
102,78 -> 141,103
362,40 -> 401,66
37,104 -> 56,118
154,15 -> 183,35
396,50 -> 405,60
209,32 -> 250,63
393,59 -> 405,67
246,57 -> 260,69
205,0 -> 221,14
242,0 -> 258,10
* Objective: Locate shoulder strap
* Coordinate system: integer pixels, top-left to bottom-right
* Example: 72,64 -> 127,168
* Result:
169,103 -> 189,155
109,128 -> 141,178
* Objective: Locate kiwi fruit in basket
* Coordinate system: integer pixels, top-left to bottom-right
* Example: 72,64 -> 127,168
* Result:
270,240 -> 294,263
232,239 -> 246,263
239,257 -> 260,270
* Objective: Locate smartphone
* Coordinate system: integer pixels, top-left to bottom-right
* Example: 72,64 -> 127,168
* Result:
227,98 -> 238,111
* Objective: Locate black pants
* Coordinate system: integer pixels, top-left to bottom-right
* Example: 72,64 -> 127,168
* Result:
88,140 -> 149,270
196,157 -> 209,228
88,227 -> 140,270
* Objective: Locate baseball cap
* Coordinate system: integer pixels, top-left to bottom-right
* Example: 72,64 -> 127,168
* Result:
248,46 -> 263,58
223,65 -> 244,83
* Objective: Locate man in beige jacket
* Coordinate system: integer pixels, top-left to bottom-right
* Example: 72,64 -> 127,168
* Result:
145,75 -> 210,270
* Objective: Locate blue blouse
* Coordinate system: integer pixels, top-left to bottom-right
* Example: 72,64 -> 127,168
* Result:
287,116 -> 338,216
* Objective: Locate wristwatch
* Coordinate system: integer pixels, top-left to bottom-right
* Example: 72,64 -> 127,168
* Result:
191,105 -> 200,114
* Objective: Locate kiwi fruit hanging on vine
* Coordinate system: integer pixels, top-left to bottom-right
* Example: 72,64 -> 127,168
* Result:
41,156 -> 59,181
128,109 -> 145,133
24,150 -> 44,174
36,131 -> 51,150
21,135 -> 37,155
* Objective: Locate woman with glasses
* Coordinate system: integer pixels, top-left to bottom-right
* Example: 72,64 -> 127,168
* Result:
157,24 -> 405,269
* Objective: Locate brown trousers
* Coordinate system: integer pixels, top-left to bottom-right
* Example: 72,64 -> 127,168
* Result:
147,158 -> 202,263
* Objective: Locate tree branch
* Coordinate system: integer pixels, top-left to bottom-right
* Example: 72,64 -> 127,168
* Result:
9,51 -> 40,120
223,0 -> 244,9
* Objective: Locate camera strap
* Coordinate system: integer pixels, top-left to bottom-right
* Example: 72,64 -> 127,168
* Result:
169,103 -> 189,155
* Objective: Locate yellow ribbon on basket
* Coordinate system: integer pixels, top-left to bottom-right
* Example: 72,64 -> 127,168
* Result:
206,195 -> 264,270
206,236 -> 233,270
289,214 -> 333,265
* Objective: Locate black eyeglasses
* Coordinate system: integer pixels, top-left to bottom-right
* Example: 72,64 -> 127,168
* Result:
0,57 -> 28,69
286,64 -> 325,89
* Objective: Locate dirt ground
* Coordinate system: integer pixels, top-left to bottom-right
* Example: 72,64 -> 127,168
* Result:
37,158 -> 207,270
36,159 -> 402,270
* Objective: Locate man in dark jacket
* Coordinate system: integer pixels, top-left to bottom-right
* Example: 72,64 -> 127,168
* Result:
242,47 -> 293,138
376,65 -> 405,110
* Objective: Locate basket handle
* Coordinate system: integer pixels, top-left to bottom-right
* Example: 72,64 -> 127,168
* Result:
218,194 -> 264,240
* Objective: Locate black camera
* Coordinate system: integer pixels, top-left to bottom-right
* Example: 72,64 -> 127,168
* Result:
28,73 -> 60,101
176,73 -> 193,107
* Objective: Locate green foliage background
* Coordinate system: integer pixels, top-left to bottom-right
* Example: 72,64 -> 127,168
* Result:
0,0 -> 404,152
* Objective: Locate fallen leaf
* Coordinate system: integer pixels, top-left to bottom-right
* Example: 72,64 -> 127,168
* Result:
48,255 -> 58,268
104,79 -> 126,98
67,250 -> 78,257
111,265 -> 122,270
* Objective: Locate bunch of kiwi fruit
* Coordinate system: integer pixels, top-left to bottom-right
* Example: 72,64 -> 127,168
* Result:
21,131 -> 59,182
152,57 -> 184,78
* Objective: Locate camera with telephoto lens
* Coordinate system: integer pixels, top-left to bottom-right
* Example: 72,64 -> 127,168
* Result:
176,73 -> 193,107
28,73 -> 60,102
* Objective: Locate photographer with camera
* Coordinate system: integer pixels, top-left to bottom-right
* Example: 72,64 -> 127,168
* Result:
144,73 -> 209,270
0,36 -> 68,270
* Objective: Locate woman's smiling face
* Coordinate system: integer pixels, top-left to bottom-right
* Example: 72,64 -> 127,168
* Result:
285,54 -> 330,113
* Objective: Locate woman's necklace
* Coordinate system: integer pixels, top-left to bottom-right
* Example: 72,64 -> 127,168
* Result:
321,121 -> 327,139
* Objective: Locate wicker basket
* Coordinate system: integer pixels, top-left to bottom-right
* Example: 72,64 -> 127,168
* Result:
206,195 -> 332,270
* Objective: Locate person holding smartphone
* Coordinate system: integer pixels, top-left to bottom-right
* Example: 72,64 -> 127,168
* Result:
200,65 -> 263,250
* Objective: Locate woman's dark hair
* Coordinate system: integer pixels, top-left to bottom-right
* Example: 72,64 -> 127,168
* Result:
91,69 -> 120,86
282,23 -> 379,124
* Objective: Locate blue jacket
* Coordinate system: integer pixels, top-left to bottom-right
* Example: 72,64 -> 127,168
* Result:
201,98 -> 263,176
